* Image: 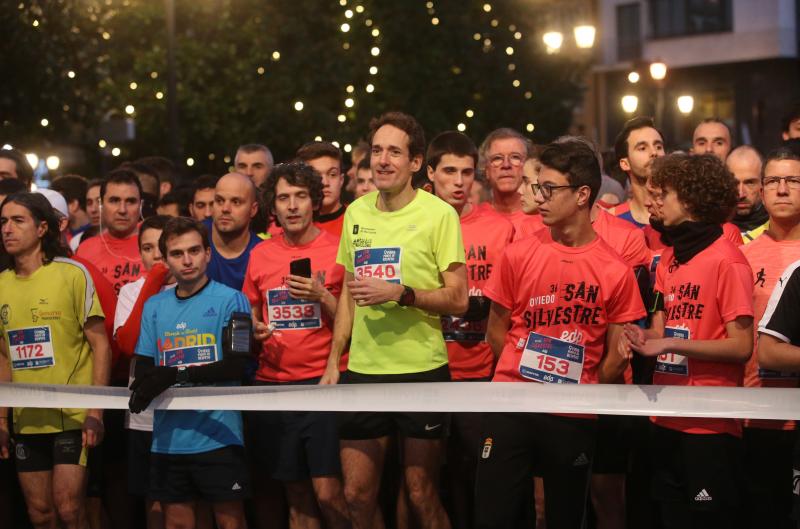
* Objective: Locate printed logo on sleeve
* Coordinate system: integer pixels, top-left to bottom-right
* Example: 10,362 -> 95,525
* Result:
7,326 -> 56,370
354,247 -> 402,284
267,288 -> 322,330
518,332 -> 584,384
656,326 -> 689,376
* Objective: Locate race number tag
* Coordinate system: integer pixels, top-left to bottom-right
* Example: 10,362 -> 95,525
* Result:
354,247 -> 402,284
267,288 -> 322,330
655,327 -> 689,376
7,326 -> 56,370
160,344 -> 219,368
518,332 -> 584,384
441,316 -> 487,342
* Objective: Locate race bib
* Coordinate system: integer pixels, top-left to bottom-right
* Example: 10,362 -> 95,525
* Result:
7,326 -> 56,370
267,288 -> 322,330
758,367 -> 800,380
441,316 -> 487,342
518,332 -> 584,384
354,247 -> 402,284
655,327 -> 689,376
160,343 -> 219,368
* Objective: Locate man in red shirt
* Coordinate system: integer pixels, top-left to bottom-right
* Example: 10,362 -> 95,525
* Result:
296,142 -> 347,239
475,138 -> 645,529
478,128 -> 533,233
76,169 -> 144,295
608,117 -> 666,228
624,153 -> 753,529
427,131 -> 514,528
243,162 -> 348,529
741,147 -> 800,528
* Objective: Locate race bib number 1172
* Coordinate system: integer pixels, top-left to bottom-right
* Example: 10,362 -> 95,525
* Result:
7,326 -> 56,370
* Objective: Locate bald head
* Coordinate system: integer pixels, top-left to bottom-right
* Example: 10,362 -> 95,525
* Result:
212,172 -> 259,236
726,146 -> 764,217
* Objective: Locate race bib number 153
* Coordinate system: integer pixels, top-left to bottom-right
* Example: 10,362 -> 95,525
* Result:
518,332 -> 584,384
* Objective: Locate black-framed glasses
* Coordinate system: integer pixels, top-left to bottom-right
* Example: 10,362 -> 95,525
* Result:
763,176 -> 800,190
531,182 -> 580,200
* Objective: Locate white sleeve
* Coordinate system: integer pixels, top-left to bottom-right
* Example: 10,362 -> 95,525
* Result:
113,279 -> 143,335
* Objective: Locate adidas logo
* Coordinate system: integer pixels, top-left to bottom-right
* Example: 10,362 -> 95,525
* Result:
694,489 -> 712,502
231,482 -> 242,491
203,307 -> 217,317
572,453 -> 589,466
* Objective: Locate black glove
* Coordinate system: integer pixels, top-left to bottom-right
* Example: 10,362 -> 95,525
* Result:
461,296 -> 491,322
128,366 -> 178,414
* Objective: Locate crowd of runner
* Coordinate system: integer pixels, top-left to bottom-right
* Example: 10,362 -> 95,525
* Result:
1,105 -> 800,529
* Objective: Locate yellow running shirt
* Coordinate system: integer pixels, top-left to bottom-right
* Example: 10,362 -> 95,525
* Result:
0,258 -> 104,434
337,190 -> 465,375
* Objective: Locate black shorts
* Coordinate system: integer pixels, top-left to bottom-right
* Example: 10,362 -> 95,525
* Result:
339,365 -> 451,441
592,414 -> 631,474
247,375 -> 341,482
128,429 -> 154,497
650,424 -> 743,527
149,445 -> 250,503
14,430 -> 87,472
474,413 -> 596,529
86,444 -> 103,497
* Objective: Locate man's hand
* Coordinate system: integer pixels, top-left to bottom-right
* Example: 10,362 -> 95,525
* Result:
129,366 -> 178,413
319,363 -> 341,385
0,419 -> 10,459
82,410 -> 104,448
253,320 -> 274,342
348,277 -> 404,307
287,273 -> 329,302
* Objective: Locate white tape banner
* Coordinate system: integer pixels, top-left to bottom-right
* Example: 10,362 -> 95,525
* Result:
1,382 -> 799,420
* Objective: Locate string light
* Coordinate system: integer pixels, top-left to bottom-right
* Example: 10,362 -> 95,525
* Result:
345,97 -> 355,108
369,66 -> 378,75
332,141 -> 341,148
483,3 -> 492,12
208,153 -> 216,160
514,31 -> 522,40
339,0 -> 346,5
524,91 -> 533,99
102,31 -> 110,40
508,63 -> 516,71
257,66 -> 265,75
505,46 -> 514,55
341,23 -> 350,32
294,101 -> 304,111
431,17 -> 439,25
98,139 -> 107,148
526,123 -> 535,132
346,85 -> 355,93
125,104 -> 135,114
186,157 -> 195,166
457,123 -> 466,132
465,109 -> 474,118
366,83 -> 374,93
32,19 -> 39,27
344,9 -> 353,18
370,46 -> 380,56
490,19 -> 499,27
272,51 -> 281,60
111,147 -> 121,157
512,79 -> 520,87
344,144 -> 353,152
40,118 -> 49,127
355,5 -> 364,13
314,136 -> 322,142
223,155 -> 231,163
371,28 -> 380,37
338,114 -> 347,122
67,70 -> 76,78
155,91 -> 164,99
365,18 -> 373,26
129,82 -> 137,89
473,33 -> 481,40
150,71 -> 158,79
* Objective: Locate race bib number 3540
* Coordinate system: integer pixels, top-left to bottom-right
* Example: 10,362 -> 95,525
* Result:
354,247 -> 402,284
518,332 -> 584,384
7,326 -> 56,370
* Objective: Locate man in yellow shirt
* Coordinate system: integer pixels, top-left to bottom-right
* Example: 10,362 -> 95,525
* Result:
0,192 -> 110,529
323,112 -> 468,529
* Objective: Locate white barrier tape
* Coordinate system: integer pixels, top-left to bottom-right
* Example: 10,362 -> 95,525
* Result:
1,382 -> 799,420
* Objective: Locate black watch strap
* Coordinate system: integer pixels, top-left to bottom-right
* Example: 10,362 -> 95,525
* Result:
398,285 -> 415,307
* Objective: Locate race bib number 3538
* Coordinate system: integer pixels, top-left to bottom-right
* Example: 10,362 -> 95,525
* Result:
354,247 -> 402,284
518,332 -> 584,384
267,288 -> 322,330
7,326 -> 56,370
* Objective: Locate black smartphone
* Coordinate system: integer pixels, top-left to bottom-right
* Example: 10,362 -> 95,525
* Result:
228,312 -> 253,356
290,257 -> 312,278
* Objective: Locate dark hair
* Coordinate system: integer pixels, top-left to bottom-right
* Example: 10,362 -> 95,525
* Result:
191,174 -> 219,201
694,117 -> 733,143
100,168 -> 143,200
763,146 -> 800,177
158,216 -> 210,257
781,138 -> 800,158
138,214 -> 172,248
539,137 -> 602,205
0,192 -> 69,270
122,161 -> 161,197
87,178 -> 105,191
368,111 -> 426,159
135,156 -> 180,186
0,149 -> 33,187
651,153 -> 737,224
263,162 -> 323,212
0,178 -> 28,198
478,128 -> 533,167
356,157 -> 371,171
426,131 -> 478,171
50,175 -> 88,210
236,144 -> 274,167
614,116 -> 664,163
296,142 -> 342,164
782,103 -> 800,134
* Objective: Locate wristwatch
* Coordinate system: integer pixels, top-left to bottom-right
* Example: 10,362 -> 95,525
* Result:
398,285 -> 416,307
176,366 -> 190,385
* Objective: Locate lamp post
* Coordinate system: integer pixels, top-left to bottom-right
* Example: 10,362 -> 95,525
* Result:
649,61 -> 667,127
165,0 -> 180,163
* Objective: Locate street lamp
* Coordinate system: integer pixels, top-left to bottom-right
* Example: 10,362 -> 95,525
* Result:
573,25 -> 596,48
649,61 -> 667,81
628,72 -> 640,83
621,95 -> 639,114
25,153 -> 39,169
46,156 -> 60,171
677,95 -> 694,115
543,31 -> 564,53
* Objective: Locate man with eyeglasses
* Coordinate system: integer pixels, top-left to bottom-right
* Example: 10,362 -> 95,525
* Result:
740,147 -> 800,529
478,128 -> 537,234
475,137 -> 645,529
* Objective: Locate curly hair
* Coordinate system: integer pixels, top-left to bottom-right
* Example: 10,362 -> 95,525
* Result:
651,153 -> 737,224
263,162 -> 324,215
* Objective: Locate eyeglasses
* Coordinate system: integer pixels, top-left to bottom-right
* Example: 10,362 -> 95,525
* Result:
488,153 -> 525,168
531,182 -> 580,200
763,176 -> 800,190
